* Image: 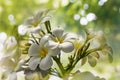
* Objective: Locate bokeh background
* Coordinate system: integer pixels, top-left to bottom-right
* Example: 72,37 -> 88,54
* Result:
0,0 -> 120,80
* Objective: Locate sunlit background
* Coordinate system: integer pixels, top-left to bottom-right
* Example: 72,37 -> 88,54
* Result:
0,0 -> 120,80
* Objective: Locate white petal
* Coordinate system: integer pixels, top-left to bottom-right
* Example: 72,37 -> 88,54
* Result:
31,26 -> 41,33
39,35 -> 50,46
40,16 -> 51,23
60,42 -> 74,53
39,55 -> 53,70
45,40 -> 59,49
5,36 -> 17,51
0,32 -> 7,43
0,43 -> 3,53
18,25 -> 28,35
28,57 -> 40,70
64,33 -> 78,42
52,28 -> 64,38
8,72 -> 17,80
49,75 -> 61,80
48,48 -> 60,56
24,17 -> 34,26
28,44 -> 41,57
34,10 -> 44,21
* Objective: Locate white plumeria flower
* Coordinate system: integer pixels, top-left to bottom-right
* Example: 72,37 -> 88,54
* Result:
46,28 -> 78,53
18,10 -> 51,35
28,35 -> 60,70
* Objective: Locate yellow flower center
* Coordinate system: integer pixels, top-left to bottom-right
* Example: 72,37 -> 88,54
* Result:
74,40 -> 81,49
57,37 -> 64,43
40,48 -> 48,58
33,21 -> 39,27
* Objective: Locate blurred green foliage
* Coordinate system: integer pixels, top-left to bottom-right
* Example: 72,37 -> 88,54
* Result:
0,0 -> 120,79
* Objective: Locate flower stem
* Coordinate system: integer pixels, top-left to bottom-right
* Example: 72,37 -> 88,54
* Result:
52,56 -> 65,77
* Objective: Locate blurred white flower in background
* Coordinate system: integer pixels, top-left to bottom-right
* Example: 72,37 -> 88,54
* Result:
0,32 -> 21,80
18,9 -> 51,35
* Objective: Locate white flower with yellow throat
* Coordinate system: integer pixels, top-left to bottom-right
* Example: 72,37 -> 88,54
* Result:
28,34 -> 60,70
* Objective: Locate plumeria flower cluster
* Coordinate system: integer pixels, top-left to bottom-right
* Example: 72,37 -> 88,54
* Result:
0,9 -> 113,80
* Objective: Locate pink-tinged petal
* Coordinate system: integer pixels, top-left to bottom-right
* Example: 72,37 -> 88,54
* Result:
28,57 -> 40,70
52,28 -> 64,38
39,55 -> 53,70
28,44 -> 41,57
60,42 -> 74,53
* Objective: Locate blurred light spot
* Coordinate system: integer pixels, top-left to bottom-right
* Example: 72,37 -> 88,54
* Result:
8,14 -> 14,21
84,4 -> 89,10
98,0 -> 108,6
117,65 -> 120,71
80,17 -> 88,25
61,0 -> 69,6
0,6 -> 3,13
115,33 -> 120,40
8,14 -> 15,24
86,13 -> 96,22
70,0 -> 75,3
113,7 -> 117,11
74,14 -> 80,21
4,0 -> 12,6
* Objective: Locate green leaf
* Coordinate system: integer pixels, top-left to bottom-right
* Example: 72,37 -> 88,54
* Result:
88,55 -> 97,67
81,57 -> 87,66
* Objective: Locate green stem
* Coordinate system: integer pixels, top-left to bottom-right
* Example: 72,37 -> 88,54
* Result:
85,48 -> 101,56
52,56 -> 65,77
44,21 -> 52,34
